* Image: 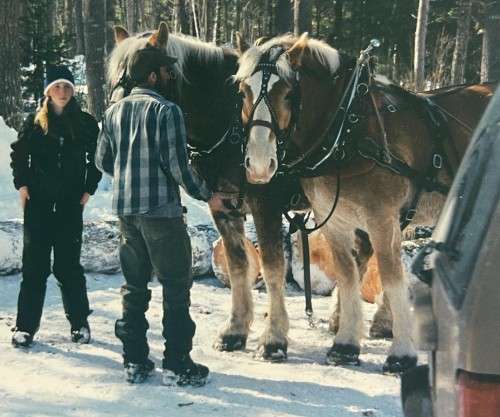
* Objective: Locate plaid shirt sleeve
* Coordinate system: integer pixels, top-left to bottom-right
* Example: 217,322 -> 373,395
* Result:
95,118 -> 115,178
162,105 -> 212,202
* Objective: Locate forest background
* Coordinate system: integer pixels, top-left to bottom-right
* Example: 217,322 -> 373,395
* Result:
1,0 -> 499,129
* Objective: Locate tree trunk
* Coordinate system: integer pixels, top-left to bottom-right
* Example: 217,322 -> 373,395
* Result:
150,0 -> 160,29
294,0 -> 311,36
191,0 -> 200,38
414,0 -> 430,90
83,0 -> 106,120
481,0 -> 500,82
0,0 -> 23,129
224,0 -> 230,43
212,0 -> 221,42
450,0 -> 472,85
105,0 -> 116,56
74,0 -> 86,55
126,0 -> 137,32
235,0 -> 241,34
64,0 -> 75,53
276,0 -> 292,34
202,0 -> 209,41
174,0 -> 189,33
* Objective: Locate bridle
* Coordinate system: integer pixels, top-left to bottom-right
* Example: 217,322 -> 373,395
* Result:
241,45 -> 301,163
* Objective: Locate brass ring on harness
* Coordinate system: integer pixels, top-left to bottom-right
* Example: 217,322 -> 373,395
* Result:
348,113 -> 359,124
357,82 -> 369,96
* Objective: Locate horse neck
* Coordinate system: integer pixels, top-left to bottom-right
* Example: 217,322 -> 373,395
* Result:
291,68 -> 352,154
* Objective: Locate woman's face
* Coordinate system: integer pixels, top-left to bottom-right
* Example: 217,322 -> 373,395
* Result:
47,82 -> 74,109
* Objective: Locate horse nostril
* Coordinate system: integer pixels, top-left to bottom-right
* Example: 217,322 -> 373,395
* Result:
245,156 -> 251,169
269,158 -> 277,172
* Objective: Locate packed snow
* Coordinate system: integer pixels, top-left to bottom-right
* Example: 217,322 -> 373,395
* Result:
0,274 -> 404,417
0,117 -> 407,416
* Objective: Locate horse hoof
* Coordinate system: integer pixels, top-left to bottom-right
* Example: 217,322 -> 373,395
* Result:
369,326 -> 393,339
382,355 -> 418,374
213,334 -> 247,352
326,344 -> 361,366
256,343 -> 288,362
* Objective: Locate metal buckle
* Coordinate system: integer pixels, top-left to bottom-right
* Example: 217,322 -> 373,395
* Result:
334,148 -> 346,160
433,154 -> 443,169
406,209 -> 417,221
357,82 -> 369,96
387,104 -> 397,113
348,113 -> 359,124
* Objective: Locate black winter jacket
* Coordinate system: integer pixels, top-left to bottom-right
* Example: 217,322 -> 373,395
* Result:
10,99 -> 102,201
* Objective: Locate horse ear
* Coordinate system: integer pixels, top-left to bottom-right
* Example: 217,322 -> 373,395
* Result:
235,32 -> 250,55
148,21 -> 169,49
254,36 -> 271,47
287,32 -> 309,70
114,25 -> 129,44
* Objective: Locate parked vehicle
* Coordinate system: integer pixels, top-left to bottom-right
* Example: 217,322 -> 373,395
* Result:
402,86 -> 500,417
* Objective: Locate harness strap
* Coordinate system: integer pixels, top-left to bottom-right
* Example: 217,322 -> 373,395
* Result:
357,136 -> 450,229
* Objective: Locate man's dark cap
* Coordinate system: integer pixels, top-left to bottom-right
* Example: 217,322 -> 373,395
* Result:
127,47 -> 178,83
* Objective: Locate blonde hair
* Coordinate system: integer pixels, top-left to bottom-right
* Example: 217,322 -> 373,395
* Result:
34,97 -> 50,134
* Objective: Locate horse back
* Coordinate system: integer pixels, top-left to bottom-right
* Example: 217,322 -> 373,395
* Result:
420,83 -> 495,171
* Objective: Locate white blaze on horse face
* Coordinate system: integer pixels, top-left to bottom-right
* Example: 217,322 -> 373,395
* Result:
245,71 -> 280,184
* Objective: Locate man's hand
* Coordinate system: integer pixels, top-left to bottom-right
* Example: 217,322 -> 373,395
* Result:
19,186 -> 30,209
207,193 -> 228,212
80,192 -> 91,206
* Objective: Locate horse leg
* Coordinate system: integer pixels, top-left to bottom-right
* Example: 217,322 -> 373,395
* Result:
330,228 -> 373,334
249,196 -> 289,361
212,213 -> 253,351
366,217 -> 417,373
322,225 -> 364,366
370,293 -> 393,338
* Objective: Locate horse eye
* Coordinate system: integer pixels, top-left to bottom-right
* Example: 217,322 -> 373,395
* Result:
285,91 -> 294,100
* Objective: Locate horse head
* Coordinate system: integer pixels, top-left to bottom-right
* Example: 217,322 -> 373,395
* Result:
235,33 -> 354,184
107,22 -> 180,104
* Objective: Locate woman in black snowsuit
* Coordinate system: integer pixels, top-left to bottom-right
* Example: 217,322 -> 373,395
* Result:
10,65 -> 102,347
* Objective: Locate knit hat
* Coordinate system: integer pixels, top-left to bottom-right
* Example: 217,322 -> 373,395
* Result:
127,47 -> 177,83
44,65 -> 75,96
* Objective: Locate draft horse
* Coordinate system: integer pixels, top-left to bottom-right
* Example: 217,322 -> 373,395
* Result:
107,23 -> 303,363
235,33 -> 493,372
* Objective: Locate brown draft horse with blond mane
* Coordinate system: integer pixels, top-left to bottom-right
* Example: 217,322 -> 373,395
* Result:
234,33 -> 493,372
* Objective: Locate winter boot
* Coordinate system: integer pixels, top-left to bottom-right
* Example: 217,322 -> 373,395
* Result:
162,354 -> 209,387
124,359 -> 155,384
12,330 -> 34,348
71,321 -> 91,344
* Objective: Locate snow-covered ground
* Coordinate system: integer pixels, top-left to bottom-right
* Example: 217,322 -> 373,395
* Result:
0,274 -> 403,417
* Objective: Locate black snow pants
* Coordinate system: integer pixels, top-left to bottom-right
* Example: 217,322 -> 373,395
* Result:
15,197 -> 90,334
115,215 -> 196,365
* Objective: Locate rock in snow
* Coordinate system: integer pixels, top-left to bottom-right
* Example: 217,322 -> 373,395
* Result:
0,220 -> 219,277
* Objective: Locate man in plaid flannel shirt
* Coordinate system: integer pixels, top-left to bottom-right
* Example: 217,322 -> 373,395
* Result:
96,47 -> 224,386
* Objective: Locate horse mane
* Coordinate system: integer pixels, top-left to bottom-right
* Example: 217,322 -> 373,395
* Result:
107,31 -> 224,86
234,34 -> 341,84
